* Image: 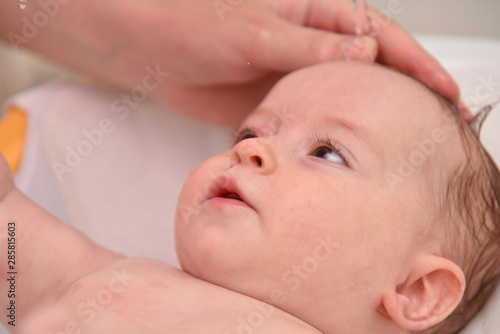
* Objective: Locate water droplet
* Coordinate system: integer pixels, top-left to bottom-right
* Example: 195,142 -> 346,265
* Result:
18,1 -> 27,9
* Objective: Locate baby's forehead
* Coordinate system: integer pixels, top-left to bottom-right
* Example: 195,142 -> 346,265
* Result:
255,62 -> 447,136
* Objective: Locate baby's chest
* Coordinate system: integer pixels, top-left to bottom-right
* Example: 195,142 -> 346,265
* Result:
62,260 -> 319,333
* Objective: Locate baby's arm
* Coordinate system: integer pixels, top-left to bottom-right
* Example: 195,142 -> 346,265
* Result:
0,154 -> 123,329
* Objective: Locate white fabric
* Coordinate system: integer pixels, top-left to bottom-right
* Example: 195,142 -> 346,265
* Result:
0,35 -> 499,333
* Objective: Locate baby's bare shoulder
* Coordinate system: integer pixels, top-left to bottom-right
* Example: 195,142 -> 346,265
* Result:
22,257 -> 321,334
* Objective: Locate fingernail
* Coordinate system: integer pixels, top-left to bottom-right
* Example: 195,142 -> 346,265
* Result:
340,36 -> 377,61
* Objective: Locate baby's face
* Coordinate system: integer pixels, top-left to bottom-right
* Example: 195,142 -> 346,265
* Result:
175,62 -> 463,332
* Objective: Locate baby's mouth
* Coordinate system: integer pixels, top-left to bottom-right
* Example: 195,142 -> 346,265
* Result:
207,175 -> 255,210
220,192 -> 243,202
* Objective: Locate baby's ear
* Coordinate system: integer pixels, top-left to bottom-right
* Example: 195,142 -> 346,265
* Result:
381,255 -> 465,331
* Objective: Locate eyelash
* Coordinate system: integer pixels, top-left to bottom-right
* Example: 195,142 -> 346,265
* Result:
231,128 -> 349,167
231,126 -> 256,146
311,134 -> 349,167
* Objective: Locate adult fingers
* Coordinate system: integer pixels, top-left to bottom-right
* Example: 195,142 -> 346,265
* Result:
244,2 -> 459,105
367,9 -> 460,103
243,16 -> 378,73
313,1 -> 461,104
457,100 -> 474,122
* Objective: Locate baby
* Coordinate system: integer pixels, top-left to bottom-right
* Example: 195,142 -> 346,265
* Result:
1,61 -> 499,334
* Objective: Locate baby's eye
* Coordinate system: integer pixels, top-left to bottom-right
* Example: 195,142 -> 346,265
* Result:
232,128 -> 257,146
311,147 -> 346,165
309,135 -> 348,166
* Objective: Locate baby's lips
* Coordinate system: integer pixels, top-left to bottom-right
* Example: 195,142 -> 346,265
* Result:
207,174 -> 234,200
208,174 -> 256,210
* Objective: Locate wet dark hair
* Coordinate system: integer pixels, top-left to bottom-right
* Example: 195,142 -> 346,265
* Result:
425,98 -> 500,333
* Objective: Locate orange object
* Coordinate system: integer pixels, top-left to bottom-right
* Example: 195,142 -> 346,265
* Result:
0,107 -> 27,173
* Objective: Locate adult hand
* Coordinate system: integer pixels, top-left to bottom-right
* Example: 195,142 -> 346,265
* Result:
1,0 -> 463,125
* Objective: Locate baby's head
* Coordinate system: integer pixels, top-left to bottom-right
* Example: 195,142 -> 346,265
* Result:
174,61 -> 500,333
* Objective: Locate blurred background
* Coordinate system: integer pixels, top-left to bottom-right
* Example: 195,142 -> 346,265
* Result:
1,0 -> 500,109
370,0 -> 500,37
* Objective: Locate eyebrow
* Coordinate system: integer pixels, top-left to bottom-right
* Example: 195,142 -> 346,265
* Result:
325,115 -> 385,166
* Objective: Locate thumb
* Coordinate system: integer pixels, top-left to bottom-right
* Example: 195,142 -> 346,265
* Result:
245,18 -> 377,72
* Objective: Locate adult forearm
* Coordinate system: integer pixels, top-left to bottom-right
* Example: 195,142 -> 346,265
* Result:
0,0 -> 169,82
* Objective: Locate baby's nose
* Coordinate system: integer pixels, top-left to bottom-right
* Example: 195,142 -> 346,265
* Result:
231,138 -> 277,175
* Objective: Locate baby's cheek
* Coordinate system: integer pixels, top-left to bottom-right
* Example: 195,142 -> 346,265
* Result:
175,157 -> 223,225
